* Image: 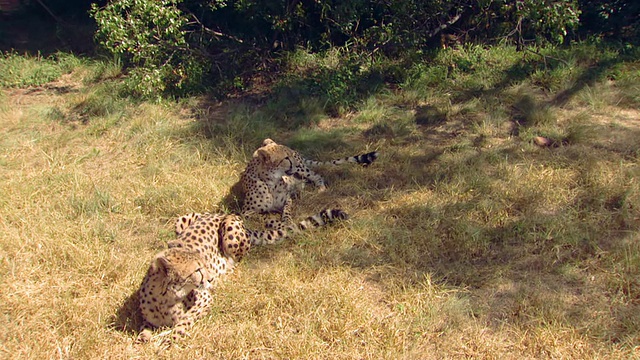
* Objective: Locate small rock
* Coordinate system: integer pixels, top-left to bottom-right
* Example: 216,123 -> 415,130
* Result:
533,136 -> 554,147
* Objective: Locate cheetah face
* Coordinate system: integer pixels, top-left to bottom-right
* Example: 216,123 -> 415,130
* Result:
156,249 -> 211,298
167,267 -> 211,298
255,148 -> 296,179
279,157 -> 295,176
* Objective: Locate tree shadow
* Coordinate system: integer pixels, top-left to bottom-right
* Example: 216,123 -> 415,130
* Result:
452,57 -> 540,104
415,105 -> 447,126
451,46 -> 626,117
187,48 -> 387,140
549,57 -> 621,107
174,42 -> 640,347
266,62 -> 386,117
328,129 -> 640,341
197,76 -> 636,337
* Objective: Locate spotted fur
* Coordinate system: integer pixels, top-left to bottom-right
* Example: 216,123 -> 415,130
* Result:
137,208 -> 348,344
241,138 -> 377,221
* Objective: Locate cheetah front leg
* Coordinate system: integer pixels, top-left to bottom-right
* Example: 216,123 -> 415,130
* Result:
295,165 -> 327,192
281,197 -> 294,224
137,320 -> 155,343
137,300 -> 189,345
169,289 -> 213,343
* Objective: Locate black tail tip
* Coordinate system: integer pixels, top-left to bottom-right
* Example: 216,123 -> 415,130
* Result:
325,208 -> 349,221
359,151 -> 379,167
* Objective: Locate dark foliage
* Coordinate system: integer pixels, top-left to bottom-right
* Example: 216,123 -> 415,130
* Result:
2,1 -> 638,99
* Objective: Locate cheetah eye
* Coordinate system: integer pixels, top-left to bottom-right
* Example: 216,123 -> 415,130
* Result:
171,267 -> 207,296
182,268 -> 206,287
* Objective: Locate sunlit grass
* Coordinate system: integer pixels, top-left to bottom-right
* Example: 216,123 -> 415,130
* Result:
0,43 -> 639,359
0,51 -> 82,87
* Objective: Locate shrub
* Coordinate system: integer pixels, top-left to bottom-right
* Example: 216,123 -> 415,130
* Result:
91,0 -> 209,99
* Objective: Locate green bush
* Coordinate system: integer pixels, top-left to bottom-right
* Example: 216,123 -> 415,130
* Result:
88,0 -> 623,100
273,48 -> 388,116
91,0 -> 208,99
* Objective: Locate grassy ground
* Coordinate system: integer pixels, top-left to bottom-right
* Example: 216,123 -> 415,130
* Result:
0,43 -> 639,359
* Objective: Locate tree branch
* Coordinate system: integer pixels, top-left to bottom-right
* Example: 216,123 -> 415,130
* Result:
34,0 -> 68,26
426,11 -> 463,39
184,10 -> 244,44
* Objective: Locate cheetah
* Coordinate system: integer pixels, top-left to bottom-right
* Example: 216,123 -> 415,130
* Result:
136,208 -> 348,344
241,138 -> 377,221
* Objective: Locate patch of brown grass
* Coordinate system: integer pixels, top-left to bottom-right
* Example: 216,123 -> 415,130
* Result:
1,57 -> 639,359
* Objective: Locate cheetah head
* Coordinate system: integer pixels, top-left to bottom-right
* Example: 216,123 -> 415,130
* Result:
253,140 -> 295,177
154,249 -> 212,298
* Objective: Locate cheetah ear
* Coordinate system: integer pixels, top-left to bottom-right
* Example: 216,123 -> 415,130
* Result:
255,149 -> 270,162
262,138 -> 275,146
153,254 -> 172,274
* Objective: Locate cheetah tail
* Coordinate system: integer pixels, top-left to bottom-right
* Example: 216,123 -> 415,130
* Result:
304,151 -> 378,167
249,208 -> 348,246
296,208 -> 349,231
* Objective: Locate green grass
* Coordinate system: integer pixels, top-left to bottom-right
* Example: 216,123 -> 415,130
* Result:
0,41 -> 639,358
0,51 -> 83,87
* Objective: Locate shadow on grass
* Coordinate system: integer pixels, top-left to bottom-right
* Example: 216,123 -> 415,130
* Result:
178,43 -> 640,347
108,291 -> 142,336
336,132 -> 639,340
549,56 -> 622,107
452,57 -> 541,104
449,45 -> 628,129
188,50 -> 388,142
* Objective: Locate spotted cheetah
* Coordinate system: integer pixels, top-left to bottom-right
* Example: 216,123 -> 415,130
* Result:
241,138 -> 377,221
136,208 -> 348,344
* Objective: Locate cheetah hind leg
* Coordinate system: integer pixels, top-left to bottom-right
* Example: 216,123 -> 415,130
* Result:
281,197 -> 293,224
219,215 -> 252,263
167,212 -> 204,248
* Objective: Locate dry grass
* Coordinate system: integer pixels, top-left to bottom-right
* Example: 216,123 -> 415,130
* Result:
1,49 -> 639,359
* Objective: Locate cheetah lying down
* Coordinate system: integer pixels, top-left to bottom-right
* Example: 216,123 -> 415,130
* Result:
241,138 -> 378,221
136,208 -> 348,344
